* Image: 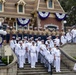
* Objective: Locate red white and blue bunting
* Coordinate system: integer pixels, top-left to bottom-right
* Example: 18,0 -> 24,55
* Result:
55,13 -> 66,21
38,11 -> 50,19
17,18 -> 30,26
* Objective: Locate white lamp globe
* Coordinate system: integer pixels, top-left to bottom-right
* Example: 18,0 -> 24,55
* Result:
63,20 -> 67,24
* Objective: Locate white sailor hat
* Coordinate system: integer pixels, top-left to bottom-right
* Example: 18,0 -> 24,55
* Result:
35,38 -> 38,41
30,37 -> 34,40
29,26 -> 33,29
22,38 -> 25,40
24,36 -> 27,39
28,38 -> 31,41
47,36 -> 51,39
54,41 -> 56,45
47,37 -> 49,39
12,36 -> 15,39
34,27 -> 37,30
39,27 -> 42,29
32,41 -> 35,43
49,36 -> 51,38
47,40 -> 50,42
16,38 -> 19,40
38,37 -> 41,40
18,37 -> 21,39
45,43 -> 48,45
19,41 -> 23,43
41,40 -> 44,42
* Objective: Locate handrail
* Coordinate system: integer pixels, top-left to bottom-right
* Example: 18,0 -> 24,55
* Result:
0,45 -> 17,75
59,48 -> 76,62
59,45 -> 76,70
7,50 -> 17,68
39,52 -> 53,75
0,50 -> 17,69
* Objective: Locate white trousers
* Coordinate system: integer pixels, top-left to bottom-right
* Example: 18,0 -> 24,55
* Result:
36,51 -> 39,62
30,53 -> 36,68
55,57 -> 61,72
19,55 -> 24,68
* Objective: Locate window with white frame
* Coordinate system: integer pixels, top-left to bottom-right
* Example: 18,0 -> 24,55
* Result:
16,0 -> 26,14
47,0 -> 54,9
0,0 -> 5,12
18,4 -> 24,13
0,3 -> 2,11
49,0 -> 52,8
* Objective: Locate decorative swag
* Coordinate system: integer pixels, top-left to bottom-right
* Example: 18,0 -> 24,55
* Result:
38,11 -> 50,19
17,18 -> 30,26
55,13 -> 66,21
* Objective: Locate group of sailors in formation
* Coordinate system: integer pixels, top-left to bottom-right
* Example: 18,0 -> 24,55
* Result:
9,27 -> 76,73
10,36 -> 61,72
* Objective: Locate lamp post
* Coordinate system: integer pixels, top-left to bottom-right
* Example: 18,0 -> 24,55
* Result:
63,20 -> 67,33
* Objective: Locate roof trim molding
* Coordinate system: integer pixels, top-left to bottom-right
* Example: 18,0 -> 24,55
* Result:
56,0 -> 65,13
0,0 -> 6,3
17,0 -> 26,5
37,0 -> 40,10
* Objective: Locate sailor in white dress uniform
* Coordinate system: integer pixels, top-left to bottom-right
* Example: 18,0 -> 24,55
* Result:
54,36 -> 60,47
18,41 -> 25,68
14,38 -> 19,63
26,39 -> 32,64
66,30 -> 72,43
45,47 -> 54,72
10,36 -> 16,51
60,33 -> 67,45
30,41 -> 37,68
40,40 -> 47,63
54,46 -> 61,72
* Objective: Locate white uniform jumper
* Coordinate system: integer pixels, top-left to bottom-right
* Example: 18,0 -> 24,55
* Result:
18,44 -> 25,68
54,38 -> 60,46
61,35 -> 66,45
71,29 -> 76,43
50,39 -> 54,48
40,43 -> 47,64
30,45 -> 37,68
26,42 -> 32,63
10,40 -> 16,51
66,32 -> 72,43
55,49 -> 61,72
45,50 -> 54,72
15,43 -> 19,63
51,47 -> 56,68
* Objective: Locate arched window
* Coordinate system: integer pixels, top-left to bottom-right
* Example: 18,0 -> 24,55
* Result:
48,0 -> 52,8
16,0 -> 26,14
47,0 -> 54,9
44,24 -> 59,30
0,0 -> 5,12
19,4 -> 23,13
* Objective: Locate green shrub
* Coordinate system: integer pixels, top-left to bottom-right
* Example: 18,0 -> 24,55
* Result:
73,57 -> 76,59
1,56 -> 13,65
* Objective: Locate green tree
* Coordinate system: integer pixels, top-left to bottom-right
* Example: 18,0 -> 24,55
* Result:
59,0 -> 76,26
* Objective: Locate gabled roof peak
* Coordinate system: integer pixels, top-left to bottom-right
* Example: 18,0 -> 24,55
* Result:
17,0 -> 26,5
0,0 -> 6,3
